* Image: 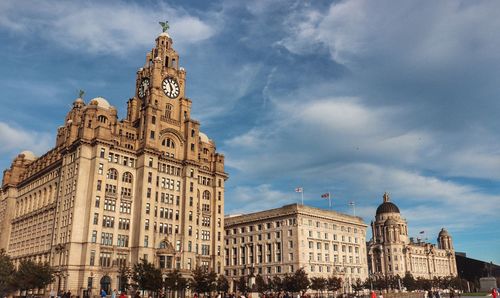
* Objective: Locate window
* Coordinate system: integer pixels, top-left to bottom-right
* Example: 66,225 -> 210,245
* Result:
95,196 -> 100,208
202,190 -> 210,200
93,213 -> 99,225
91,230 -> 97,243
90,251 -> 95,266
162,138 -> 175,148
98,163 -> 104,175
97,115 -> 108,123
144,236 -> 149,247
107,168 -> 118,180
165,104 -> 172,118
122,172 -> 133,183
100,148 -> 105,158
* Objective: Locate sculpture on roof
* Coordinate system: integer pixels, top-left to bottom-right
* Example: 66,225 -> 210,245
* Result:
159,21 -> 170,33
78,89 -> 85,99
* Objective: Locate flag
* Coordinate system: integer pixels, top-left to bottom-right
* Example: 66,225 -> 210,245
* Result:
295,187 -> 303,193
321,193 -> 330,199
349,201 -> 355,206
419,231 -> 425,234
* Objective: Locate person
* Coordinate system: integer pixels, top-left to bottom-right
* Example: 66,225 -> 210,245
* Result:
67,291 -> 72,298
101,289 -> 107,298
378,292 -> 383,298
112,289 -> 117,298
134,291 -> 141,298
492,288 -> 498,298
50,289 -> 56,298
450,289 -> 455,298
119,292 -> 126,298
370,291 -> 376,298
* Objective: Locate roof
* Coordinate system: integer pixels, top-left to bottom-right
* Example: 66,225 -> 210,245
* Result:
376,192 -> 400,215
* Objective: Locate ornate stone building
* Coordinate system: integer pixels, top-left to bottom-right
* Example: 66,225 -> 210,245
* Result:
0,29 -> 227,296
224,204 -> 369,293
367,193 -> 457,279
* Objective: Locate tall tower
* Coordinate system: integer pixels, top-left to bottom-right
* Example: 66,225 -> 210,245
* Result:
368,193 -> 409,276
0,23 -> 228,297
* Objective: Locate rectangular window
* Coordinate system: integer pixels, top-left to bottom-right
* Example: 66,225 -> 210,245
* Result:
90,251 -> 96,266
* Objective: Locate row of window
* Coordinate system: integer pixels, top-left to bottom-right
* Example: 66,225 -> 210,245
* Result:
100,150 -> 136,168
304,218 -> 359,234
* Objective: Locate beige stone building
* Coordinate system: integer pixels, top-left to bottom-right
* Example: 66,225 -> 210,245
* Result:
224,204 -> 368,293
367,193 -> 457,279
0,30 -> 227,296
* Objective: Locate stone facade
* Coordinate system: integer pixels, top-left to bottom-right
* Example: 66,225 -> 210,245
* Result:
224,204 -> 368,293
0,31 -> 227,296
367,193 -> 457,279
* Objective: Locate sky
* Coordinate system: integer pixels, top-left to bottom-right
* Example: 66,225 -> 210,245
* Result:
0,0 -> 499,264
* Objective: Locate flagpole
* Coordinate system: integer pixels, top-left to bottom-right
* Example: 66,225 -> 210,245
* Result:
328,192 -> 332,210
301,190 -> 304,205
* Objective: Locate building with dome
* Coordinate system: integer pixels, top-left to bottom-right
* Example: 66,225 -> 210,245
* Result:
0,28 -> 227,296
367,193 -> 457,279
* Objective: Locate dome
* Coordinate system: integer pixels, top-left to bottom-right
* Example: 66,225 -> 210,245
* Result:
90,97 -> 111,109
74,98 -> 84,104
199,132 -> 210,143
376,192 -> 400,215
438,228 -> 450,237
384,218 -> 398,226
20,150 -> 36,161
158,32 -> 171,38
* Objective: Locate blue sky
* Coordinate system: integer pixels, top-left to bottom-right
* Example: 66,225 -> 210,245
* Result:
0,0 -> 499,264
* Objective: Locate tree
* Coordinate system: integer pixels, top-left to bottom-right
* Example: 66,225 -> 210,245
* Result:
310,277 -> 327,297
132,259 -> 163,295
118,265 -> 132,292
13,259 -> 54,293
236,276 -> 248,293
327,276 -> 342,295
189,267 -> 217,295
402,272 -> 416,291
164,269 -> 188,297
216,275 -> 229,294
291,268 -> 310,294
352,278 -> 365,296
0,250 -> 15,297
254,275 -> 267,294
270,276 -> 283,293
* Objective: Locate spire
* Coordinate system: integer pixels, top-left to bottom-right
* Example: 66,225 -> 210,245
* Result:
383,192 -> 390,202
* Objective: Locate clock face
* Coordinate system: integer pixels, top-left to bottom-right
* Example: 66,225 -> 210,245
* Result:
138,78 -> 150,98
162,77 -> 180,99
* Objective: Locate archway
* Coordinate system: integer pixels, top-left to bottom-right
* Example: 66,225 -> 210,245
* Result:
100,276 -> 111,295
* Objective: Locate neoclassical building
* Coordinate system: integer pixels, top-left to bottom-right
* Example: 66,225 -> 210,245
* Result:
225,204 -> 369,293
0,28 -> 227,296
367,193 -> 457,279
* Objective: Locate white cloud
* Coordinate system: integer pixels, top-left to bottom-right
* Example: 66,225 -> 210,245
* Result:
0,1 -> 215,55
0,122 -> 53,156
226,184 -> 295,214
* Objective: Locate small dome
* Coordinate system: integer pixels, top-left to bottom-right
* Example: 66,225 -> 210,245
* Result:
74,98 -> 84,104
438,228 -> 450,237
90,97 -> 111,109
384,218 -> 398,226
199,132 -> 210,143
20,151 -> 36,161
376,192 -> 400,215
158,32 -> 170,38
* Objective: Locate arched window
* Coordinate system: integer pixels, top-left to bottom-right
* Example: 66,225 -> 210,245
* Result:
122,172 -> 133,183
165,104 -> 172,119
161,138 -> 175,149
203,190 -> 211,200
97,115 -> 108,123
107,168 -> 118,180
